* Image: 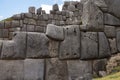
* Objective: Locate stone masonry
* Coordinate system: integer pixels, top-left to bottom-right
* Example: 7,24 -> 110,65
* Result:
0,0 -> 120,80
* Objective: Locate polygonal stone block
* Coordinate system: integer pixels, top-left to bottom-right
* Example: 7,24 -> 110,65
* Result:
81,32 -> 98,60
117,31 -> 120,52
104,25 -> 116,38
59,25 -> 80,60
24,59 -> 44,80
46,24 -> 64,41
104,13 -> 120,26
67,60 -> 93,80
0,60 -> 24,80
26,32 -> 50,58
0,40 -> 3,55
81,0 -> 104,31
0,21 -> 5,29
45,58 -> 68,80
26,25 -> 35,32
53,4 -> 59,11
108,38 -> 117,54
98,32 -> 111,58
11,20 -> 20,28
29,6 -> 35,14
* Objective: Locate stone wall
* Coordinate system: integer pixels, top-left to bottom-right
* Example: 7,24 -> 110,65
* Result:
0,0 -> 120,80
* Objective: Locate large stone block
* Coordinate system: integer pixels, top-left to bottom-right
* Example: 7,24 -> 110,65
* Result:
0,60 -> 24,80
12,14 -> 22,20
29,6 -> 35,14
67,60 -> 93,80
104,0 -> 120,18
1,32 -> 27,59
98,32 -> 111,58
117,31 -> 120,52
46,24 -> 64,41
24,18 -> 36,25
108,38 -> 117,54
11,20 -> 20,28
26,32 -> 50,58
53,4 -> 59,11
104,13 -> 120,26
0,21 -> 5,29
26,25 -> 35,32
81,0 -> 104,31
24,59 -> 44,80
104,25 -> 116,38
45,58 -> 68,80
0,40 -> 3,55
81,32 -> 98,60
59,25 -> 81,60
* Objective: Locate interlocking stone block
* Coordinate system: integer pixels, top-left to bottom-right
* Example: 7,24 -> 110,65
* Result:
81,0 -> 104,31
0,21 -> 5,29
11,20 -> 20,28
104,13 -> 120,26
104,25 -> 116,38
108,38 -> 117,54
24,13 -> 33,18
29,6 -> 35,14
12,14 -> 22,20
0,40 -> 3,55
59,25 -> 80,59
45,58 -> 68,80
26,32 -> 50,58
98,32 -> 111,58
24,59 -> 44,80
80,32 -> 98,60
46,24 -> 64,41
53,4 -> 59,11
67,60 -> 93,80
117,31 -> 120,52
26,25 -> 35,32
0,60 -> 24,80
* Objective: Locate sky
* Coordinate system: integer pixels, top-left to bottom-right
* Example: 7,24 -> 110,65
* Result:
0,0 -> 80,20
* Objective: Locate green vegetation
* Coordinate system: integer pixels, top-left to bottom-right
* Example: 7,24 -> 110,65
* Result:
1,17 -> 12,22
94,72 -> 120,80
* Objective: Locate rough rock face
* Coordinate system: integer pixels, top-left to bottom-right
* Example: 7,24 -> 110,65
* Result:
0,0 -> 120,80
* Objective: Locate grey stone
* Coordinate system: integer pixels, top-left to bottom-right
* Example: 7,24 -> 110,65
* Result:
35,26 -> 45,32
59,25 -> 80,60
81,32 -> 98,60
48,39 -> 59,58
81,0 -> 104,31
104,25 -> 116,38
29,6 -> 35,14
0,21 -> 5,29
67,60 -> 93,80
53,4 -> 59,11
24,59 -> 44,80
2,29 -> 9,38
104,13 -> 120,26
24,13 -> 32,18
108,38 -> 118,54
104,0 -> 120,18
42,14 -> 49,21
24,18 -> 36,25
45,58 -> 68,80
0,29 -> 3,38
12,14 -> 22,20
68,4 -> 75,12
94,0 -> 107,8
98,32 -> 111,58
5,21 -> 11,29
11,20 -> 20,28
27,25 -> 35,32
116,31 -> 120,52
0,60 -> 24,80
26,32 -> 50,58
37,7 -> 42,15
42,10 -> 46,14
0,40 -> 3,55
99,71 -> 107,77
46,24 -> 64,41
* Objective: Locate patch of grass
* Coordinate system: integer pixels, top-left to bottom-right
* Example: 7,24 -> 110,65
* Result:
93,72 -> 120,80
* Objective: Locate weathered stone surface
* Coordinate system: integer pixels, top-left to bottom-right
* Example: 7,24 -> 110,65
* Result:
1,32 -> 27,59
24,18 -> 36,25
104,0 -> 120,18
49,39 -> 59,58
27,32 -> 50,58
53,4 -> 59,11
29,6 -> 35,14
0,40 -> 3,55
46,24 -> 64,41
5,21 -> 11,29
98,32 -> 111,58
24,13 -> 33,18
35,26 -> 45,32
0,60 -> 24,80
81,32 -> 98,60
46,58 -> 68,80
59,25 -> 80,59
12,14 -> 22,20
81,0 -> 104,31
26,25 -> 35,32
42,14 -> 49,21
2,29 -> 9,38
68,4 -> 75,12
24,59 -> 44,80
104,25 -> 116,38
67,60 -> 93,80
116,31 -> 120,52
0,21 -> 5,29
37,7 -> 42,15
104,13 -> 120,26
108,39 -> 117,54
11,20 -> 20,28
